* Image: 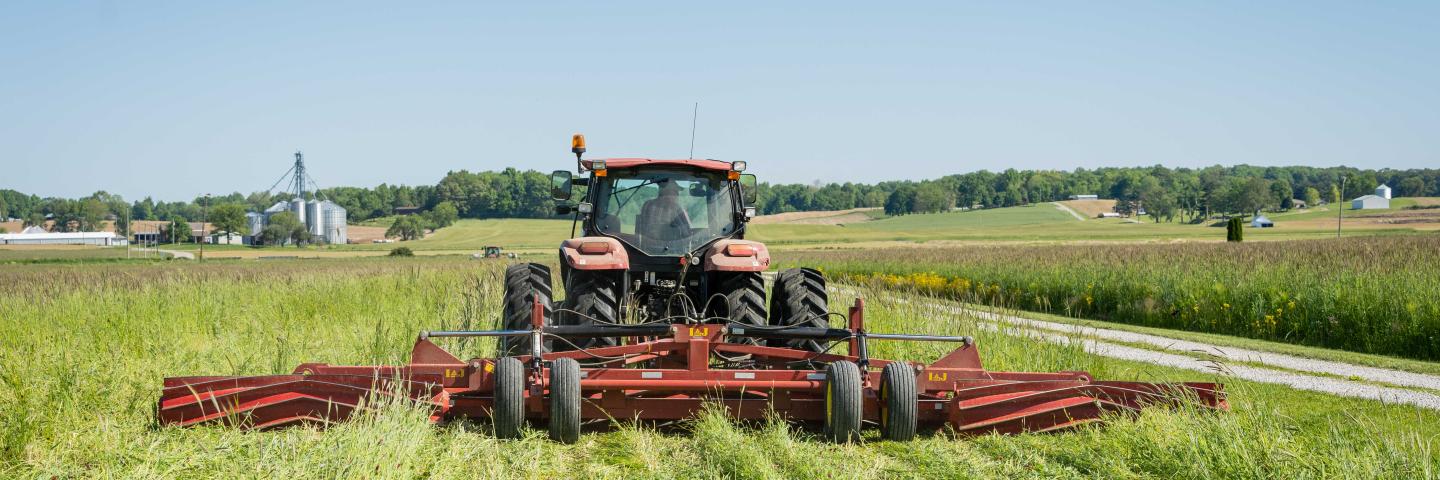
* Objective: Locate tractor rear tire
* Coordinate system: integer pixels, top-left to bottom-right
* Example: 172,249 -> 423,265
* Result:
879,362 -> 918,441
707,271 -> 767,341
548,358 -> 582,443
501,263 -> 553,356
768,268 -> 830,352
559,270 -> 621,350
492,357 -> 526,439
824,360 -> 862,443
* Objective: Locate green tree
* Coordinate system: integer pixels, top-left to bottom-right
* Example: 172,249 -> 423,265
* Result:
386,215 -> 427,241
1226,217 -> 1244,242
1331,184 -> 1342,205
163,216 -> 191,243
209,204 -> 248,237
80,198 -> 108,231
912,182 -> 956,214
263,211 -> 304,246
1399,177 -> 1426,197
425,201 -> 459,229
24,212 -> 45,229
884,185 -> 917,215
1303,187 -> 1321,208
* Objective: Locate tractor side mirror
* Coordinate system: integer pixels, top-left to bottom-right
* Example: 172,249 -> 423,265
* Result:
550,170 -> 573,201
739,174 -> 758,207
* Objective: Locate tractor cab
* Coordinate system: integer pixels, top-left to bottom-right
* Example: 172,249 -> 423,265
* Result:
553,158 -> 756,259
546,135 -> 768,328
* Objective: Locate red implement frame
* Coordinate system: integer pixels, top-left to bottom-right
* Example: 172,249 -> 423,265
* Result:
159,299 -> 1227,435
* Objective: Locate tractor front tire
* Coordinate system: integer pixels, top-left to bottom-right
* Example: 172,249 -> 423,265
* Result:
501,263 -> 553,356
707,272 -> 767,341
559,270 -> 622,350
768,268 -> 830,352
492,357 -> 526,439
548,357 -> 582,443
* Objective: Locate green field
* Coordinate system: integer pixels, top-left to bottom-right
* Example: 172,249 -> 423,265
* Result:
326,202 -> 1439,255
0,246 -> 153,263
2,259 -> 1438,477
784,236 -> 1440,361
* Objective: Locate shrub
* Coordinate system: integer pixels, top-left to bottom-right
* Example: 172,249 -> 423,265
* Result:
389,246 -> 415,257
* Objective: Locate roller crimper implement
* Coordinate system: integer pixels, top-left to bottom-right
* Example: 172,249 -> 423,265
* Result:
158,299 -> 1226,442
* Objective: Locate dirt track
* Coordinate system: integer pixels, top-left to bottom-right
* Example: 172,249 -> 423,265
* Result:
829,283 -> 1440,409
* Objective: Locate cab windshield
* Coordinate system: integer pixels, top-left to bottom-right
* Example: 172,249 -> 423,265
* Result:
592,169 -> 739,256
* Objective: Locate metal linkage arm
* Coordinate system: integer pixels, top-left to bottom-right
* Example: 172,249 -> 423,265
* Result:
725,325 -> 854,341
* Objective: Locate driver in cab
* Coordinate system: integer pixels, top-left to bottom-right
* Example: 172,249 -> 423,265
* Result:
637,180 -> 692,242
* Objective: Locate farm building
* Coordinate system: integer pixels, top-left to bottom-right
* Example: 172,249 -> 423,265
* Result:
1097,212 -> 1123,218
1069,194 -> 1099,200
1251,215 -> 1274,228
245,198 -> 347,245
1351,185 -> 1391,210
0,231 -> 128,246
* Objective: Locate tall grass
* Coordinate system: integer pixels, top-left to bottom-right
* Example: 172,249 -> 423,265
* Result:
1,258 -> 1437,478
787,236 -> 1440,361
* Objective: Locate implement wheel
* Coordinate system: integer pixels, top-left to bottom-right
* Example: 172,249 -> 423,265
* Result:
707,271 -> 768,344
548,358 -> 582,443
492,357 -> 526,439
879,362 -> 917,441
768,268 -> 830,352
559,270 -> 621,350
824,360 -> 862,443
500,263 -> 553,356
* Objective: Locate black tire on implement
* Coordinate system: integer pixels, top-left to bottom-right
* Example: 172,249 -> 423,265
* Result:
500,263 -> 553,356
706,271 -> 767,342
558,270 -> 621,350
879,362 -> 917,441
492,357 -> 526,439
768,268 -> 830,352
824,360 -> 863,443
548,357 -> 582,443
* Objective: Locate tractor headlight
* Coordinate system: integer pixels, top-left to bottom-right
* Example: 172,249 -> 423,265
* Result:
591,160 -> 606,171
731,161 -> 746,172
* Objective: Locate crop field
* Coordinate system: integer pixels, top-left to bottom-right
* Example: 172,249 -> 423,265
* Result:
3,259 -> 1438,478
783,236 -> 1440,361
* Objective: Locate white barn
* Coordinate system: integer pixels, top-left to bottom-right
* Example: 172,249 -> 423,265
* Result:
0,232 -> 128,246
1351,185 -> 1392,210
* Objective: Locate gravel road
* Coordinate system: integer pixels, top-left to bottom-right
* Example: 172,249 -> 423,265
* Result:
831,284 -> 1440,409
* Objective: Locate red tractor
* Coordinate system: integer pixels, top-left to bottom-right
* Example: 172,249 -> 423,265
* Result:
498,134 -> 828,357
157,135 -> 1225,443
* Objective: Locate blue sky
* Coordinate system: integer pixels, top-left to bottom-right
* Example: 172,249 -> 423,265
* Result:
2,1 -> 1436,201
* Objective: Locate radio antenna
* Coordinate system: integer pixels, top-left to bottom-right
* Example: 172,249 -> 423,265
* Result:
688,102 -> 698,159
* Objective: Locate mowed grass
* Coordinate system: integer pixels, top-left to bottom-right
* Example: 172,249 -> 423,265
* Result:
785,236 -> 1440,361
2,259 -> 1438,478
0,246 -> 146,263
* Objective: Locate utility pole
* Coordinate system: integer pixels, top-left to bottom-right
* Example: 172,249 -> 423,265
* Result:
1337,175 -> 1347,238
200,194 -> 210,262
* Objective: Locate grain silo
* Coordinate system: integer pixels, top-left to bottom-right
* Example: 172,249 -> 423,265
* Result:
306,200 -> 323,237
319,201 -> 348,244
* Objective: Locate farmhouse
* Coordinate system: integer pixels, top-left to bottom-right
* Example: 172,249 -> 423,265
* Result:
0,231 -> 128,246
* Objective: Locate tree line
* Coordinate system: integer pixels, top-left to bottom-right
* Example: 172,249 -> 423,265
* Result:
758,165 -> 1440,222
4,164 -> 1437,235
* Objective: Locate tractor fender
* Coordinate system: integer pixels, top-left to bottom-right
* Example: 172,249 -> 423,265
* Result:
559,237 -> 630,270
703,239 -> 770,272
